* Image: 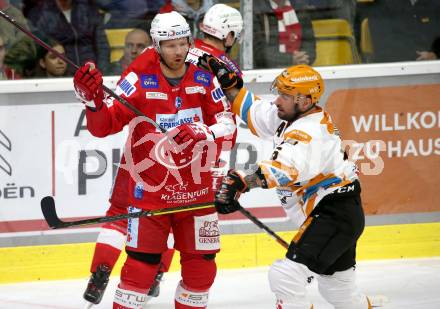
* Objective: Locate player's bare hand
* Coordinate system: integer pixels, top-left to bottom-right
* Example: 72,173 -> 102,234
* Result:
416,50 -> 437,61
293,51 -> 310,65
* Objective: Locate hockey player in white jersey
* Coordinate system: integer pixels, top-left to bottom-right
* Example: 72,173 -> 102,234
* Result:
198,58 -> 371,309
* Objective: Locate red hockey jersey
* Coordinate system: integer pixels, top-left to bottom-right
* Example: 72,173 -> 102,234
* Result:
187,38 -> 242,78
86,47 -> 235,210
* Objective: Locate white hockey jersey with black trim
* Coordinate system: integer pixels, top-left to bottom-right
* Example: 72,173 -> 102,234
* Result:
231,87 -> 359,227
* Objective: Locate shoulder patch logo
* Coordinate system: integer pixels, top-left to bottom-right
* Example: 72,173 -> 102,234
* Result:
211,87 -> 225,102
194,70 -> 211,86
116,72 -> 138,97
116,80 -> 135,97
284,129 -> 312,144
140,74 -> 159,89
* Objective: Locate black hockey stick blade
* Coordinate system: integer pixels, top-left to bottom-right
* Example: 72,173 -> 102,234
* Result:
41,196 -> 65,229
40,195 -> 131,229
40,195 -> 215,229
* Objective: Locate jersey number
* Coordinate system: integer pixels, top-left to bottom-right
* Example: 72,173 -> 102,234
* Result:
271,142 -> 285,160
275,122 -> 287,138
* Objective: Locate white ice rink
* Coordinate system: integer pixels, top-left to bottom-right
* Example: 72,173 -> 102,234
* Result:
0,258 -> 439,309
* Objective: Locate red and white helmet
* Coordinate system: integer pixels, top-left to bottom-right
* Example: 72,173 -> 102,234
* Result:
150,11 -> 193,53
200,4 -> 243,41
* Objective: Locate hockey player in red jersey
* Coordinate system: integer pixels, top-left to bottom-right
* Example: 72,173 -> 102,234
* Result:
82,155 -> 175,306
80,5 -> 244,307
187,3 -> 243,78
199,58 -> 371,308
187,2 -> 244,198
73,11 -> 236,309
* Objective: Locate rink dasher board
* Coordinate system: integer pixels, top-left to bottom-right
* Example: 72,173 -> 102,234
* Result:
0,221 -> 439,283
1,61 -> 440,232
0,62 -> 440,283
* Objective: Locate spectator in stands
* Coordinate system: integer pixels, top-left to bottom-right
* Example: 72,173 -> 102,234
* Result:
26,0 -> 110,75
0,35 -> 7,80
365,0 -> 440,63
9,0 -> 23,9
0,34 -> 21,79
160,0 -> 215,38
33,38 -> 67,77
0,0 -> 30,49
253,0 -> 316,69
3,34 -> 35,78
302,0 -> 356,27
0,36 -> 4,79
95,0 -> 164,30
104,28 -> 150,75
21,0 -> 43,17
416,36 -> 440,61
4,30 -> 67,78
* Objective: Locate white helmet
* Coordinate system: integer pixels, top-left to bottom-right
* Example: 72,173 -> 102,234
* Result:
150,11 -> 193,53
200,4 -> 243,41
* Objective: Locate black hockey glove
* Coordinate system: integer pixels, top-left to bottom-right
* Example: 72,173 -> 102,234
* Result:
215,170 -> 249,214
197,54 -> 243,90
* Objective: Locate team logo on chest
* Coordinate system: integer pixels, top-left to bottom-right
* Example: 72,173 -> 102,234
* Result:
175,97 -> 182,109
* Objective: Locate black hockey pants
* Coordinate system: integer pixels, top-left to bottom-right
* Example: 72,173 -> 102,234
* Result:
286,180 -> 365,275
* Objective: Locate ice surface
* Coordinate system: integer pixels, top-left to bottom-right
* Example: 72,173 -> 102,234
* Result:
0,258 -> 439,308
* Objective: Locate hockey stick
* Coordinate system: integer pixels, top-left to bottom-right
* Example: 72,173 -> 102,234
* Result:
41,196 -> 214,229
0,9 -> 166,133
238,206 -> 289,249
42,195 -> 289,249
1,9 -> 288,248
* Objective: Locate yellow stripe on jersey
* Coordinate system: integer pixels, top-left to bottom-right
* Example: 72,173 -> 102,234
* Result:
305,194 -> 317,217
330,179 -> 352,189
320,111 -> 335,134
231,87 -> 258,136
292,216 -> 314,244
258,163 -> 278,188
297,173 -> 337,194
258,160 -> 298,188
247,96 -> 258,135
231,87 -> 246,116
283,129 -> 312,144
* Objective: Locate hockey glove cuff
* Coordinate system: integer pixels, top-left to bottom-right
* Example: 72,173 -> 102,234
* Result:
73,62 -> 104,110
197,54 -> 243,90
215,169 -> 249,214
